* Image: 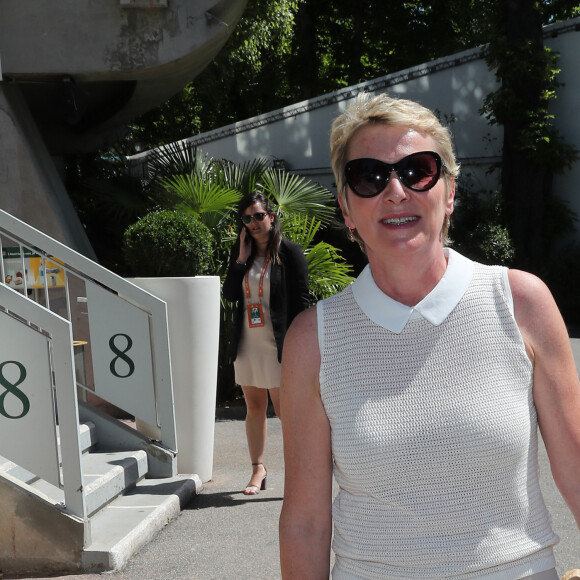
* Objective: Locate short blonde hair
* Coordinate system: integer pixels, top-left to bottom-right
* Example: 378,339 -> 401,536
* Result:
330,93 -> 460,248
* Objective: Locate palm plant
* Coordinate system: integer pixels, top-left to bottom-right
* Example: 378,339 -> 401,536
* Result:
161,173 -> 241,230
258,168 -> 355,299
212,157 -> 270,196
260,168 -> 336,226
142,145 -> 355,402
280,213 -> 354,300
148,146 -> 355,289
144,140 -> 199,183
151,147 -> 356,295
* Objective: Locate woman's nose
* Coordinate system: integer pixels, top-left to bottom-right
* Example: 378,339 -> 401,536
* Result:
382,170 -> 408,203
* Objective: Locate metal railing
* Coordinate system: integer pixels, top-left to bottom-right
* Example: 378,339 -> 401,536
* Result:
0,209 -> 176,518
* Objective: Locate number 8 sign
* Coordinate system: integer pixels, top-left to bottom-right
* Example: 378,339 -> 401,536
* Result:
0,309 -> 61,485
0,360 -> 30,419
85,281 -> 157,426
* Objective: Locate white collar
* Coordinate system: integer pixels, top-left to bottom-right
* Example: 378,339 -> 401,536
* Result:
351,248 -> 473,333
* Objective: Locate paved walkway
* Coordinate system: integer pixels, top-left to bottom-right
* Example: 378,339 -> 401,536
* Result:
18,411 -> 579,580
106,414 -> 287,580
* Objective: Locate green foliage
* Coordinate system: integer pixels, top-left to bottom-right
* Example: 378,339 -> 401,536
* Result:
280,213 -> 355,299
461,223 -> 515,266
280,213 -> 321,249
147,142 -> 355,297
260,169 -> 336,226
174,0 -> 303,132
124,0 -> 504,144
474,0 -> 579,270
65,147 -> 162,274
115,0 -> 580,153
254,169 -> 355,299
148,149 -> 271,278
211,157 -> 271,196
129,85 -> 203,149
482,37 -> 578,172
162,174 -> 241,229
122,210 -> 214,277
145,140 -> 200,182
113,0 -> 580,176
306,241 -> 355,300
451,185 -> 515,266
286,1 -> 487,96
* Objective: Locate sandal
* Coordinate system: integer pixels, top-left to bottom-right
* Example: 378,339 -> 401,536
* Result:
244,462 -> 267,495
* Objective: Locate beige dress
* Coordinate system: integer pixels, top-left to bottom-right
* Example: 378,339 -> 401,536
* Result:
234,257 -> 281,389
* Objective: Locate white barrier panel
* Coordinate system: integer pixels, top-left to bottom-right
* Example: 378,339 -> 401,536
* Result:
86,281 -> 157,426
0,310 -> 60,485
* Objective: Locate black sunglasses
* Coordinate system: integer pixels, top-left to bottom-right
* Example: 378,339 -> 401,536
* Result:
344,151 -> 443,197
241,212 -> 268,225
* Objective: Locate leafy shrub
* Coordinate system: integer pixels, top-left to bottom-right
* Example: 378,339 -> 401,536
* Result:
455,222 -> 515,266
122,210 -> 214,277
451,185 -> 515,266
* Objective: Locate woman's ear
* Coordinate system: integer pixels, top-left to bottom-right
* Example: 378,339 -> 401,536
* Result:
338,194 -> 355,229
445,178 -> 455,217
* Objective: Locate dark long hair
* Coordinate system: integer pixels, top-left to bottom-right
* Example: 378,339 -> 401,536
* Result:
235,192 -> 282,266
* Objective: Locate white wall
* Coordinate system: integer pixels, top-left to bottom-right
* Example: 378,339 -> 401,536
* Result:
181,45 -> 506,195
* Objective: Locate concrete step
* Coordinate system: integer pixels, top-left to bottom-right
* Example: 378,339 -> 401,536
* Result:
31,449 -> 149,515
79,421 -> 97,453
82,473 -> 202,572
0,455 -> 37,484
0,422 -> 96,486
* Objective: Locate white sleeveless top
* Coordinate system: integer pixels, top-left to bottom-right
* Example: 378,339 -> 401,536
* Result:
317,249 -> 558,579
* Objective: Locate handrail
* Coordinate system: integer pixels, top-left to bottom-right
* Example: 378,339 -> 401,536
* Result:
0,209 -> 177,451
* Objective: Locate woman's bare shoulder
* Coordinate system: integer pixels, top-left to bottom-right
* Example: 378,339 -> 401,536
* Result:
507,268 -> 569,360
289,304 -> 318,331
283,305 -> 319,361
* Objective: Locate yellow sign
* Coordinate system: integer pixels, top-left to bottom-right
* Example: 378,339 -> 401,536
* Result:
2,247 -> 65,289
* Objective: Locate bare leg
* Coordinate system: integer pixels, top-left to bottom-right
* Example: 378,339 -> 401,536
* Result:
241,385 -> 268,494
269,387 -> 281,419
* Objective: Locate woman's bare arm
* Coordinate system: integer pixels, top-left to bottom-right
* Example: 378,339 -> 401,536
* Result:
279,306 -> 334,578
510,269 -> 580,528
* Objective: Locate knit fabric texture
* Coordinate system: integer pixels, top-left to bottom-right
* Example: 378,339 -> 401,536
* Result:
318,260 -> 558,579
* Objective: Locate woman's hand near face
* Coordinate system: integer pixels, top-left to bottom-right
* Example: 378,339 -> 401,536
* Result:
238,227 -> 252,263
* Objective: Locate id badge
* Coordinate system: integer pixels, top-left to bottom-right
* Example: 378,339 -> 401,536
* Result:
247,303 -> 265,328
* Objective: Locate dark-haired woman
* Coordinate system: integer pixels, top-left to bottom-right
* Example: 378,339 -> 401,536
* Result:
223,192 -> 309,495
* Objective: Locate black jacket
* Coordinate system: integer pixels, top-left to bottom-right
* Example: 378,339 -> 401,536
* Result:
222,238 -> 310,363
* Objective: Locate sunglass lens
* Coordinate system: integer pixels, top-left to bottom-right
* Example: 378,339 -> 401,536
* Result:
241,212 -> 267,224
400,153 -> 440,191
345,152 -> 441,197
346,159 -> 389,197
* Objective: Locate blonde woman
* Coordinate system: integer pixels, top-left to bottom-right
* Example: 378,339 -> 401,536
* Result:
280,94 -> 580,579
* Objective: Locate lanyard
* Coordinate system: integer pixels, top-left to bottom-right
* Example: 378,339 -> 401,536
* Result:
244,256 -> 270,300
